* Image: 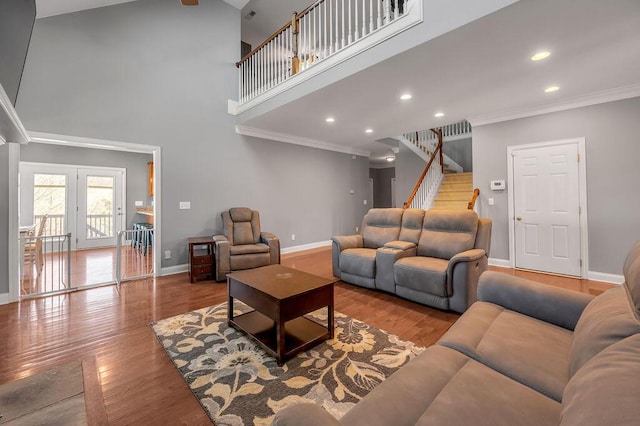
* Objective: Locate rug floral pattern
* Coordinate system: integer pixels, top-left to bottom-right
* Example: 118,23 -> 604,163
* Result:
151,302 -> 424,425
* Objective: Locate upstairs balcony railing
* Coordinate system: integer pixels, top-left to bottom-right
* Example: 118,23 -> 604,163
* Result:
236,0 -> 411,105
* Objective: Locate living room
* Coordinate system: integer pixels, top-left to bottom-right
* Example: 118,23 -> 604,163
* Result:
0,0 -> 639,424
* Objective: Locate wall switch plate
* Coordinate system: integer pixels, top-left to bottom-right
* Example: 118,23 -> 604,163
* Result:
488,198 -> 495,205
363,199 -> 368,205
291,234 -> 295,241
179,201 -> 191,209
355,227 -> 359,232
349,189 -> 355,194
135,200 -> 143,207
164,250 -> 171,259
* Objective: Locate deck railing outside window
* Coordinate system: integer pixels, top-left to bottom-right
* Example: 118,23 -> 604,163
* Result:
237,0 -> 409,104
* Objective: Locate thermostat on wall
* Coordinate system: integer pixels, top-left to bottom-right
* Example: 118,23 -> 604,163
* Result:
490,180 -> 506,191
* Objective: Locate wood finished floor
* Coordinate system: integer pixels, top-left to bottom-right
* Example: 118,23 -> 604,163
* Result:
0,247 -> 613,425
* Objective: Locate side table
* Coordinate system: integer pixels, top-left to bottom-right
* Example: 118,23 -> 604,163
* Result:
188,237 -> 215,283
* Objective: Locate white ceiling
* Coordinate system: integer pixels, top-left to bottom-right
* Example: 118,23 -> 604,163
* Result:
241,0 -> 311,48
35,0 -> 137,18
240,0 -> 640,162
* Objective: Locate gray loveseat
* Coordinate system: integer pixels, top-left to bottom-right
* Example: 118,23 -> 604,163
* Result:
332,208 -> 492,313
274,241 -> 640,426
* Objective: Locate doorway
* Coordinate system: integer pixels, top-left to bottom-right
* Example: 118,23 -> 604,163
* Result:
507,138 -> 588,277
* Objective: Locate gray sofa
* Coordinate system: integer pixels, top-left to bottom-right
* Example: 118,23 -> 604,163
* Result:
274,241 -> 640,426
332,208 -> 492,313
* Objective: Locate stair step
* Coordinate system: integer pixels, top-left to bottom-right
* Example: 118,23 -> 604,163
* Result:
435,191 -> 474,201
443,173 -> 473,183
439,182 -> 473,191
432,200 -> 470,209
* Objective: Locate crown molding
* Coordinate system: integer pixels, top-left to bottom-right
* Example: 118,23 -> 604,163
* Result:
468,84 -> 640,127
236,125 -> 371,157
223,0 -> 250,10
0,83 -> 30,144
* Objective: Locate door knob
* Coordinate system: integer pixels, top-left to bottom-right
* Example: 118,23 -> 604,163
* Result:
516,216 -> 522,221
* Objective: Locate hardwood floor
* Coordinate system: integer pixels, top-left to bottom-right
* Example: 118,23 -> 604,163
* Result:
0,247 -> 613,425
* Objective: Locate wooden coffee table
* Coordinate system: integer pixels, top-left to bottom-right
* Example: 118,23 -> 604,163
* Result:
227,264 -> 336,365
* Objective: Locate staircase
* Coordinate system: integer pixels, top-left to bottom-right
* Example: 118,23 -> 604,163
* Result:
432,172 -> 474,210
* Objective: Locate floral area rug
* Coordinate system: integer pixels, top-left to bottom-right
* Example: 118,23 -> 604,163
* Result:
151,302 -> 424,425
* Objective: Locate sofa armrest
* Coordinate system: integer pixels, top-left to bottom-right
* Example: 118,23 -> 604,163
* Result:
383,240 -> 417,251
272,403 -> 342,426
260,231 -> 281,265
331,235 -> 363,278
478,271 -> 595,330
447,249 -> 488,313
213,234 -> 230,281
375,245 -> 417,293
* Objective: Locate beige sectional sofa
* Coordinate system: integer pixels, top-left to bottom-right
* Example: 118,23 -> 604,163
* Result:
332,208 -> 492,313
274,241 -> 640,426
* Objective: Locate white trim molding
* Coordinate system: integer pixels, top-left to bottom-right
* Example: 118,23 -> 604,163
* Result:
8,143 -> 20,303
281,240 -> 332,255
0,293 -> 10,305
236,125 -> 371,157
587,271 -> 624,285
507,138 -> 589,277
0,83 -> 30,144
488,258 -> 512,268
160,264 -> 188,276
469,83 -> 640,127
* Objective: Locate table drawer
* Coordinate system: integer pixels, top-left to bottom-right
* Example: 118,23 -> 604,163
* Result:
192,255 -> 212,265
192,264 -> 212,275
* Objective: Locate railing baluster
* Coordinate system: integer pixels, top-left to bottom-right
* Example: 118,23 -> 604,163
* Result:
369,0 -> 373,33
377,0 -> 382,29
348,0 -> 352,44
340,0 -> 344,50
354,0 -> 359,40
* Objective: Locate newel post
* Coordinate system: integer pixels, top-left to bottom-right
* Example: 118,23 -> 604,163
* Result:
291,12 -> 300,75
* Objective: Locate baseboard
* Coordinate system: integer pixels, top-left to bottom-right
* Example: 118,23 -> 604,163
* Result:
488,258 -> 512,268
160,264 -> 188,276
0,293 -> 10,305
281,240 -> 332,254
587,271 -> 624,285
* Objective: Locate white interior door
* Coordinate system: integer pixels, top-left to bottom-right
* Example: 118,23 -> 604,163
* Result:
513,143 -> 581,276
77,169 -> 124,249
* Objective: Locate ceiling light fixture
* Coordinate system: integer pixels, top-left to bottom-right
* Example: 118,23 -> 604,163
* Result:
400,94 -> 412,100
544,86 -> 560,93
325,117 -> 335,123
386,156 -> 395,162
531,51 -> 551,61
365,129 -> 373,134
434,112 -> 445,118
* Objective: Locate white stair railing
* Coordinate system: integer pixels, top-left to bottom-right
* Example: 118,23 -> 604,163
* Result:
237,0 -> 410,104
401,130 -> 463,173
409,160 -> 443,210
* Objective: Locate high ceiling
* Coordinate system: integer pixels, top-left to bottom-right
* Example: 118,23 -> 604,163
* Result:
239,0 -> 640,163
35,0 -> 137,18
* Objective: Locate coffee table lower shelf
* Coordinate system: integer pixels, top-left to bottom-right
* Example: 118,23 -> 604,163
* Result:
229,310 -> 330,363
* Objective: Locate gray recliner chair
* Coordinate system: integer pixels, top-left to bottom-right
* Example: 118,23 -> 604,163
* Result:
213,207 -> 280,281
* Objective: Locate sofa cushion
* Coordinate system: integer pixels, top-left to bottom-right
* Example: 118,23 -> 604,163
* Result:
561,334 -> 640,426
418,210 -> 478,260
361,208 -> 403,249
340,345 -> 560,426
229,252 -> 270,270
438,302 -> 572,401
568,285 -> 640,377
229,243 -> 270,255
340,248 -> 377,278
398,208 -> 425,245
229,207 -> 253,222
623,241 -> 640,312
394,257 -> 449,297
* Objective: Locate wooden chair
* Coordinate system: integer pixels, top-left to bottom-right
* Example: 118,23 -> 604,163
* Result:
24,214 -> 48,277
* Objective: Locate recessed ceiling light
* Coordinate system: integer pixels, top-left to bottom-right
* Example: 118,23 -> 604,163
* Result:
544,86 -> 560,93
400,94 -> 412,100
325,117 -> 335,123
531,51 -> 551,61
386,156 -> 395,162
365,129 -> 373,134
434,112 -> 445,118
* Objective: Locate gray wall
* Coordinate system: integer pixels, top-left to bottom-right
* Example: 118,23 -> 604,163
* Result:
0,145 -> 9,294
0,0 -> 36,106
473,97 -> 640,275
394,144 -> 426,208
443,137 -> 472,172
369,167 -> 396,208
20,143 -> 153,229
16,0 -> 369,268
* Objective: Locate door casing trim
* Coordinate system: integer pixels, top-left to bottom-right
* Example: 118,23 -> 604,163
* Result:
506,137 -> 588,277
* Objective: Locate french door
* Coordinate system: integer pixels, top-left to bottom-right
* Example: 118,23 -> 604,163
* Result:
20,163 -> 125,250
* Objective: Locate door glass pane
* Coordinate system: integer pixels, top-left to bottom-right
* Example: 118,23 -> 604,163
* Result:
86,176 -> 115,239
33,174 -> 66,236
